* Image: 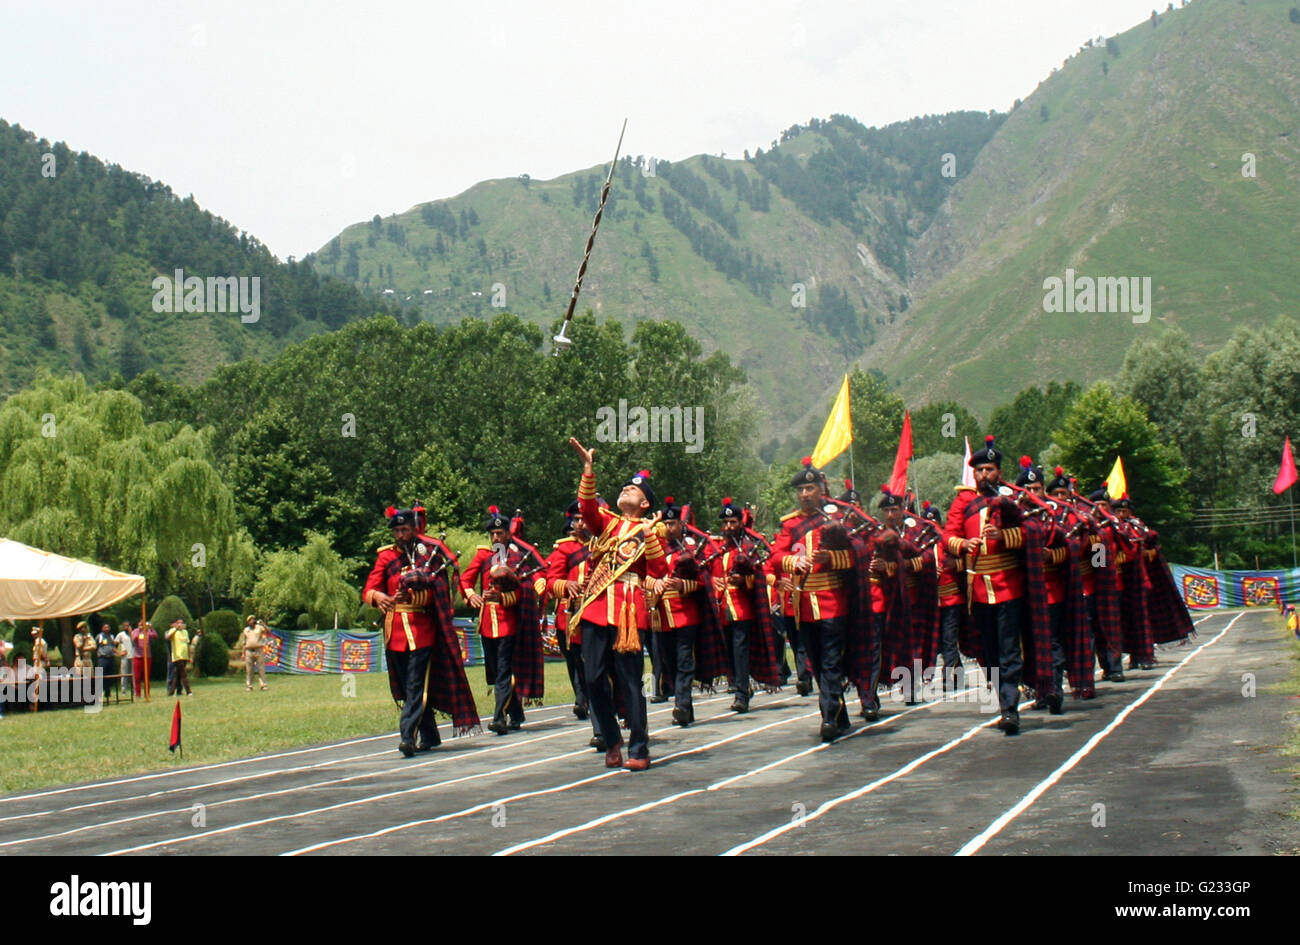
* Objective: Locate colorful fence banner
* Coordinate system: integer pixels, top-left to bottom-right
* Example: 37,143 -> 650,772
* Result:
262,630 -> 388,675
261,619 -> 564,674
1169,564 -> 1299,610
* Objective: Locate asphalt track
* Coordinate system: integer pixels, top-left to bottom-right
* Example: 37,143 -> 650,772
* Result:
2,608 -> 1296,856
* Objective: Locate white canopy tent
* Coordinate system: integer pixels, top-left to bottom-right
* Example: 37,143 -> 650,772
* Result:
0,538 -> 145,620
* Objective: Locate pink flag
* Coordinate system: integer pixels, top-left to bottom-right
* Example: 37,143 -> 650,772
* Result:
1273,436 -> 1298,494
888,411 -> 913,497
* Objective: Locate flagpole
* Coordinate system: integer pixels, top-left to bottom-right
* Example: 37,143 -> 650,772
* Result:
1290,488 -> 1296,570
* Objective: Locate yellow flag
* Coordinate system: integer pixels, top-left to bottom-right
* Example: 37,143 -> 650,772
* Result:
1106,456 -> 1128,500
811,375 -> 853,468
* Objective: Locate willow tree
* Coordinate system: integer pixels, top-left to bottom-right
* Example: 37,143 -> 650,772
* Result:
0,373 -> 256,642
250,531 -> 358,629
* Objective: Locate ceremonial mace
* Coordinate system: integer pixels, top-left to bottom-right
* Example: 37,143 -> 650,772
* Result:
553,119 -> 627,355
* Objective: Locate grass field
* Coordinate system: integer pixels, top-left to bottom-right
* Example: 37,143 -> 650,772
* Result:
1269,615 -> 1300,820
0,662 -> 582,794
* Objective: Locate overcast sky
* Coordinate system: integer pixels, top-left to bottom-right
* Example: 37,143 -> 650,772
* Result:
3,0 -> 1165,259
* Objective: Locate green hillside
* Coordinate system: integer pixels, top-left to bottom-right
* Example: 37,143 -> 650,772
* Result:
307,113 -> 1003,438
0,120 -> 399,397
868,0 -> 1300,415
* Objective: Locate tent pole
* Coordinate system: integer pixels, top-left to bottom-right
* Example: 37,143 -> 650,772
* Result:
141,596 -> 150,702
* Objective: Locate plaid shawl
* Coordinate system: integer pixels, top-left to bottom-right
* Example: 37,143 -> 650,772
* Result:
732,533 -> 782,689
1090,531 -> 1123,670
510,583 -> 546,704
1119,541 -> 1155,664
850,534 -> 906,696
1018,514 -> 1056,694
1143,532 -> 1195,644
677,542 -> 731,691
387,570 -> 480,736
905,534 -> 940,675
1062,536 -> 1095,699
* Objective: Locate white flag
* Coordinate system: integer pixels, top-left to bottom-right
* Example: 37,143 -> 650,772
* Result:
961,437 -> 975,488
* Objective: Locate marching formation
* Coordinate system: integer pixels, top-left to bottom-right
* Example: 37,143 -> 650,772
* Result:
362,434 -> 1195,768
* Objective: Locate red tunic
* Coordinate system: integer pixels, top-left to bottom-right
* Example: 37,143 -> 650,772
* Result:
942,489 -> 1026,605
710,539 -> 760,624
363,544 -> 442,651
767,509 -> 854,622
653,538 -> 705,630
575,471 -> 669,631
544,536 -> 589,636
460,546 -> 521,639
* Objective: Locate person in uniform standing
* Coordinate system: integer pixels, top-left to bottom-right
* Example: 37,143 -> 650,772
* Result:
239,616 -> 269,691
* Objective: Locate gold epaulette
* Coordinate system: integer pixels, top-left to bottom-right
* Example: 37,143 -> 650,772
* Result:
780,510 -> 801,522
954,485 -> 976,493
476,544 -> 491,551
377,544 -> 394,552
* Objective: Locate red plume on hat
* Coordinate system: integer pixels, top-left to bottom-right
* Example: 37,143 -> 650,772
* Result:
1020,455 -> 1033,469
722,496 -> 733,505
801,456 -> 812,467
385,505 -> 397,518
637,469 -> 651,479
1055,466 -> 1064,477
844,479 -> 853,490
664,495 -> 675,505
923,500 -> 931,510
488,505 -> 500,515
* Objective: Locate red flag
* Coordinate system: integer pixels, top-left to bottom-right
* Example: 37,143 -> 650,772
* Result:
1273,437 -> 1298,495
168,700 -> 182,754
888,411 -> 913,497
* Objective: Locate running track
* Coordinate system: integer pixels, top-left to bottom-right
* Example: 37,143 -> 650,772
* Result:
2,608 -> 1296,856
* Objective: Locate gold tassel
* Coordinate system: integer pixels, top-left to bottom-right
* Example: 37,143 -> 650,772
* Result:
613,593 -> 641,654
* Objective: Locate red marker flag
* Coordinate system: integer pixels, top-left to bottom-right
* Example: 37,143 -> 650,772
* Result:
168,700 -> 182,755
888,411 -> 913,498
1273,437 -> 1298,495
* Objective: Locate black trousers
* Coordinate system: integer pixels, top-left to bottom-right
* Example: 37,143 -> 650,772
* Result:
727,620 -> 751,706
557,626 -> 588,712
649,625 -> 667,697
972,598 -> 1025,711
581,620 -> 649,759
776,614 -> 811,685
387,646 -> 441,747
1047,601 -> 1067,696
939,604 -> 963,688
799,617 -> 849,726
482,636 -> 524,725
654,625 -> 697,716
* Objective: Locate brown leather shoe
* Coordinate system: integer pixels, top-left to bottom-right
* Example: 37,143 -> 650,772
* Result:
604,745 -> 624,769
623,756 -> 651,771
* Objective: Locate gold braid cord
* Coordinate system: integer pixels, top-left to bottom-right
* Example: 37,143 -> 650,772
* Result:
575,521 -> 649,653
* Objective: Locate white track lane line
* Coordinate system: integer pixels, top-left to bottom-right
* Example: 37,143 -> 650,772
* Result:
0,697 -> 586,807
953,611 -> 1241,856
298,702 -> 822,856
722,612 -> 1224,856
101,695 -> 794,855
1,693 -> 736,848
491,697 -> 952,856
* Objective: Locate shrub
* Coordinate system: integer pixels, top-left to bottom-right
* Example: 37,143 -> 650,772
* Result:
195,630 -> 230,677
202,609 -> 243,647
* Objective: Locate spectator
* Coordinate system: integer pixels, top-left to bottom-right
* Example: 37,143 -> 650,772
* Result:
130,622 -> 158,697
115,621 -> 133,695
238,616 -> 269,691
165,620 -> 198,696
1287,605 -> 1298,640
95,623 -> 116,696
73,621 -> 95,676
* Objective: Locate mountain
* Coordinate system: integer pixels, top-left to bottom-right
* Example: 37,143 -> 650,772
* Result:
0,120 -> 399,397
306,113 -> 1003,442
864,0 -> 1300,416
312,0 -> 1300,435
